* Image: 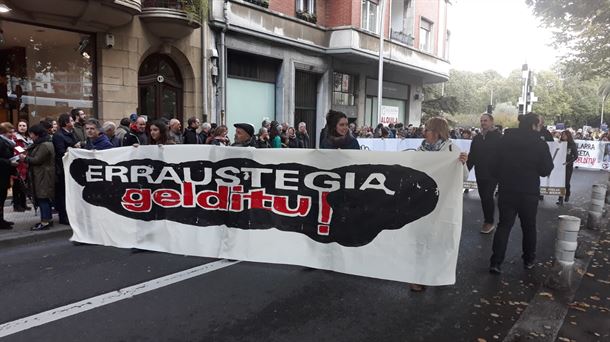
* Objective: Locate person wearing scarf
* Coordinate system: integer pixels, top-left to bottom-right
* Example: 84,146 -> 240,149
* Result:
411,117 -> 468,292
20,124 -> 55,231
320,110 -> 360,150
0,122 -> 18,229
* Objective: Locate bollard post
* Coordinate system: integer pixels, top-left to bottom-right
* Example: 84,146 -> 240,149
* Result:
548,215 -> 581,289
588,184 -> 607,228
555,215 -> 581,266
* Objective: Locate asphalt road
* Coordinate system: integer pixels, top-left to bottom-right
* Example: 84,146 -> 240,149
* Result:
0,169 -> 606,342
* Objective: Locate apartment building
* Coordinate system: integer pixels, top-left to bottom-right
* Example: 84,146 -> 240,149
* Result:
0,0 -> 206,125
208,0 -> 451,144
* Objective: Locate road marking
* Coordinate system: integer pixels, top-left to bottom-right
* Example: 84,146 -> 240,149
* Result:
0,259 -> 240,338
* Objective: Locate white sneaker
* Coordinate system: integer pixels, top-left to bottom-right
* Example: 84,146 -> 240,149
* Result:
480,224 -> 496,234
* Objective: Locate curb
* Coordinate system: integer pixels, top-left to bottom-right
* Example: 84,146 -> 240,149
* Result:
0,227 -> 72,248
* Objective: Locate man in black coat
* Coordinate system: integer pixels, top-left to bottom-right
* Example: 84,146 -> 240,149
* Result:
296,122 -> 310,148
467,113 -> 502,234
0,123 -> 19,229
52,113 -> 80,225
489,113 -> 554,274
183,117 -> 202,144
122,116 -> 148,146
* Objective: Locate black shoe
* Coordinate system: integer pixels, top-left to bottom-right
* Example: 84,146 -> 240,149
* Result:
564,196 -> 570,203
31,222 -> 53,231
539,195 -> 544,201
556,197 -> 564,206
489,265 -> 502,274
0,223 -> 13,230
59,219 -> 70,225
524,261 -> 535,270
1,220 -> 14,226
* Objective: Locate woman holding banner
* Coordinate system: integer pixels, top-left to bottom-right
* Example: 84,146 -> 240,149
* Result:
410,117 -> 468,292
557,130 -> 578,205
320,110 -> 360,150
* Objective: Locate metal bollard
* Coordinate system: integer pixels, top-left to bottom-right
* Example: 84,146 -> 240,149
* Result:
555,215 -> 581,266
588,184 -> 607,228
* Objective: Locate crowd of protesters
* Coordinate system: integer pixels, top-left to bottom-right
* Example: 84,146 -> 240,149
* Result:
0,107 -> 584,290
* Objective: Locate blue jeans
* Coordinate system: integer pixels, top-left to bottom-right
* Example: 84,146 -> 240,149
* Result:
38,198 -> 52,221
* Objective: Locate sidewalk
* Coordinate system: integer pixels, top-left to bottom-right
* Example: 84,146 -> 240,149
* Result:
555,227 -> 610,341
0,204 -> 72,248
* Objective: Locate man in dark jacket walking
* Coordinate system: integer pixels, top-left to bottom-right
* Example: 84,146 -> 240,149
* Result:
467,113 -> 502,234
52,113 -> 80,225
489,113 -> 554,274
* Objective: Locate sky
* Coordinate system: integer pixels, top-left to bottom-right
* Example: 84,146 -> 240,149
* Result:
448,0 -> 563,76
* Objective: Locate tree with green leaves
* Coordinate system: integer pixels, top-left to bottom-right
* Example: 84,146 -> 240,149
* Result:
526,0 -> 610,79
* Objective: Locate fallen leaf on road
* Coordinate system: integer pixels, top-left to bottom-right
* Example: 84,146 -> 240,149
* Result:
490,313 -> 500,318
539,292 -> 554,299
543,325 -> 551,329
477,338 -> 487,342
558,337 -> 570,342
597,279 -> 610,284
586,272 -> 595,277
590,296 -> 601,301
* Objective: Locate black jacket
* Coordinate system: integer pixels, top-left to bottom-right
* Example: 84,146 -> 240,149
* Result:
122,130 -> 147,146
0,137 -> 14,180
52,128 -> 78,176
183,127 -> 202,144
491,128 -> 554,196
467,129 -> 502,180
320,132 -> 360,150
540,128 -> 554,142
566,141 -> 578,166
296,132 -> 310,148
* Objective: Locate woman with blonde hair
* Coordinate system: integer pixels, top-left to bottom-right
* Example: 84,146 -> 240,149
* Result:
410,117 -> 468,292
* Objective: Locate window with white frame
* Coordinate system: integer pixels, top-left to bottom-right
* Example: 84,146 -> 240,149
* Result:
333,72 -> 356,106
419,18 -> 433,53
361,0 -> 379,33
296,0 -> 315,13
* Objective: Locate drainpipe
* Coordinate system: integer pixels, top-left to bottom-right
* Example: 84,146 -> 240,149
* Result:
201,14 -> 208,122
219,0 -> 229,125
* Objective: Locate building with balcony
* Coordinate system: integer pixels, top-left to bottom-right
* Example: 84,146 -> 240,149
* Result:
0,0 -> 207,126
208,0 -> 451,144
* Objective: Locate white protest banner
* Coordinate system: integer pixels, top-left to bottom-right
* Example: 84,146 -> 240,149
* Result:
65,146 -> 464,286
574,140 -> 603,169
357,138 -> 566,195
380,106 -> 399,125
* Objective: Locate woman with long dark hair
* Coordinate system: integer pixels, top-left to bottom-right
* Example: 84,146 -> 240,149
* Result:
147,120 -> 174,145
557,130 -> 578,205
320,110 -> 360,150
210,125 -> 230,146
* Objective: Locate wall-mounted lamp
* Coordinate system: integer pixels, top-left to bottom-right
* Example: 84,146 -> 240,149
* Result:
414,93 -> 424,101
0,4 -> 11,13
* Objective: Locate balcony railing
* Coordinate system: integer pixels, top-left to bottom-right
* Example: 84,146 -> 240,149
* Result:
391,30 -> 414,47
142,0 -> 202,20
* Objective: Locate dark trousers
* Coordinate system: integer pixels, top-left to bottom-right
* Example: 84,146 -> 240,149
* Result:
12,178 -> 27,209
0,175 -> 9,221
565,165 -> 574,199
476,178 -> 497,224
55,176 -> 68,223
490,192 -> 539,266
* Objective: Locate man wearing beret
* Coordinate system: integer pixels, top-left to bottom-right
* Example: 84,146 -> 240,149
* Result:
232,123 -> 256,147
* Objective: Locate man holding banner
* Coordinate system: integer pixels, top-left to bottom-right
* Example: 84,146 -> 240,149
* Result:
490,113 -> 554,274
467,113 -> 502,234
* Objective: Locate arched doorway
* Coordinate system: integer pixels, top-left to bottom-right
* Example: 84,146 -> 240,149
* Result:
138,54 -> 183,121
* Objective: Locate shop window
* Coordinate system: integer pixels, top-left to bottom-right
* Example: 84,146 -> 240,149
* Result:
0,21 -> 95,125
333,72 -> 355,106
419,18 -> 433,53
361,0 -> 379,33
